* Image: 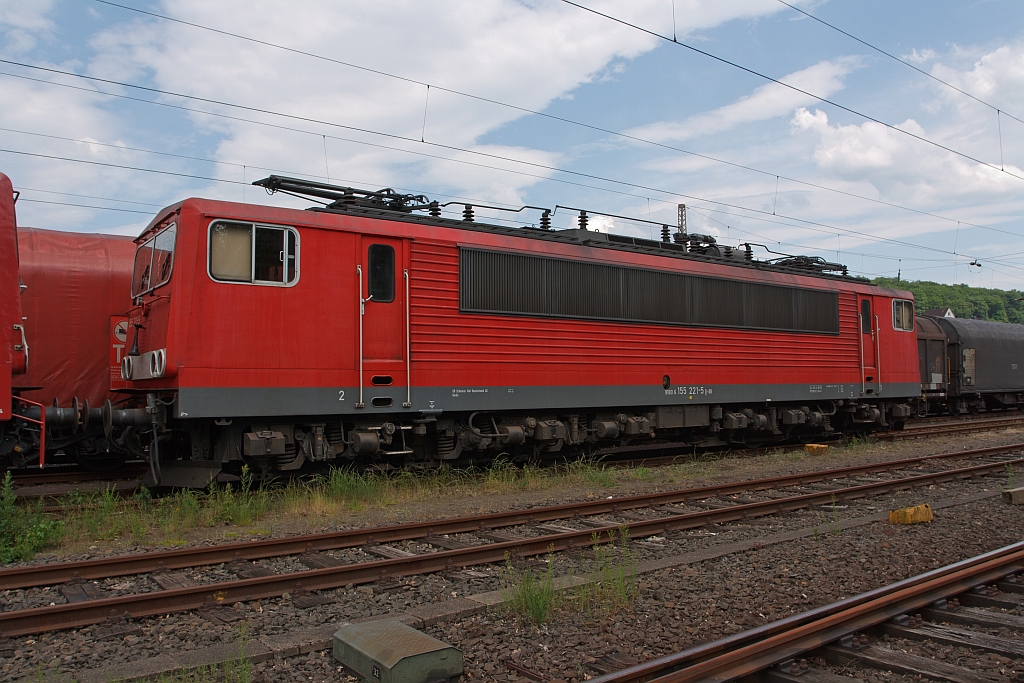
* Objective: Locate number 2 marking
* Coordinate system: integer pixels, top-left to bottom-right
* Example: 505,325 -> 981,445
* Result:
338,390 -> 346,401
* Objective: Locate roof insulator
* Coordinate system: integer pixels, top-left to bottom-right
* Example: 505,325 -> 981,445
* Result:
539,209 -> 551,230
661,225 -> 670,243
429,201 -> 440,217
463,205 -> 474,222
578,210 -> 588,230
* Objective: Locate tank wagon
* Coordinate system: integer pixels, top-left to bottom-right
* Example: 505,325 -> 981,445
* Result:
9,228 -> 136,467
0,168 -> 141,469
112,176 -> 919,485
915,314 -> 1024,415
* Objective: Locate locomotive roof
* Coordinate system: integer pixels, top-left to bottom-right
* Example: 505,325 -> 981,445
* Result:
139,175 -> 915,296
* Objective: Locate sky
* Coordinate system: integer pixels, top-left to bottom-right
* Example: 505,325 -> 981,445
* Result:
1,0 -> 1023,288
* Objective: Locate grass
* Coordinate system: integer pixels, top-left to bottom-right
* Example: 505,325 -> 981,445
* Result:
499,525 -> 641,627
154,624 -> 252,683
9,434 -> 884,561
0,472 -> 63,562
574,526 -> 640,615
1006,463 -> 1018,490
501,551 -> 559,627
6,456 -> 678,560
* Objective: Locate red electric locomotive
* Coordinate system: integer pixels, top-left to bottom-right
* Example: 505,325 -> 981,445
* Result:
115,176 -> 918,485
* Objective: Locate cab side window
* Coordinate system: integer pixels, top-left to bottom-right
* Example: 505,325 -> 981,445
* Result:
860,300 -> 871,334
893,299 -> 914,331
368,244 -> 395,302
209,221 -> 299,285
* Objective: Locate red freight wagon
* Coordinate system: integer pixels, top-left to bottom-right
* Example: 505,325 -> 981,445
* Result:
16,228 -> 136,409
117,177 -> 918,483
0,217 -> 136,469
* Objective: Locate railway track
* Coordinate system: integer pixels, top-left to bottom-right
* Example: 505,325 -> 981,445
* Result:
880,413 -> 1024,440
0,442 -> 1019,637
587,542 -> 1024,683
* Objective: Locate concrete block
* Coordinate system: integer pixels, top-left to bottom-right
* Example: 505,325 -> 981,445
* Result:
260,624 -> 339,658
1002,486 -> 1024,504
405,597 -> 486,626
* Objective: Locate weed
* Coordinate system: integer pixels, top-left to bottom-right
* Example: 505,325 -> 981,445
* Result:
829,494 -> 843,536
501,550 -> 558,627
1006,463 -> 1018,491
574,525 -> 639,615
0,472 -> 63,563
152,624 -> 251,682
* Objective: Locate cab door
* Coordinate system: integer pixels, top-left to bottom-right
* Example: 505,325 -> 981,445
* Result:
356,237 -> 406,407
859,297 -> 878,392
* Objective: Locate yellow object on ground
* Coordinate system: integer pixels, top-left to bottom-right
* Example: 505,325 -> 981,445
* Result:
804,444 -> 829,455
888,503 -> 934,524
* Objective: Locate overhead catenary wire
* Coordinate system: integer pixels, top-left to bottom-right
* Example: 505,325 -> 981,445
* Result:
84,1 -> 1018,235
9,142 -> 1015,276
8,73 -> 1024,276
0,63 -> 1013,264
16,198 -> 154,214
558,0 -> 1024,182
775,0 -> 1024,125
17,138 -> 1024,279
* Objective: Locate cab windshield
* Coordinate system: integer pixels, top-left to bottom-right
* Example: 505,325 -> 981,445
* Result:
132,223 -> 177,297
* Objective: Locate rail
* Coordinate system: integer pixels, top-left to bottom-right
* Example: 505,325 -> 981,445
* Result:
588,542 -> 1024,683
0,454 -> 1017,636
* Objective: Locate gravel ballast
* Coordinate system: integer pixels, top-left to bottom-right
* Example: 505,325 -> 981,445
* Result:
2,431 -> 1024,682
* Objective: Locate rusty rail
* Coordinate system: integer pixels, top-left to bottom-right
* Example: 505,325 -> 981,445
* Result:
0,456 -> 1018,637
588,542 -> 1024,683
2,442 -> 1021,591
880,414 -> 1024,440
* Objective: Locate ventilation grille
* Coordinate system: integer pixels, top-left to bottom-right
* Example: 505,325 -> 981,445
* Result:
459,249 -> 839,334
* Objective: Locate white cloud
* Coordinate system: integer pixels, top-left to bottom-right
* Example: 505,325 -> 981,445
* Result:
791,106 -> 1023,205
79,0 -> 805,206
903,48 -> 936,64
0,0 -> 56,54
625,56 -> 861,142
931,42 -> 1024,118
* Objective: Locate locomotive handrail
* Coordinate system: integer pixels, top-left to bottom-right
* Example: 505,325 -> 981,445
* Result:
858,306 -> 866,395
875,313 -> 882,395
403,269 -> 411,409
11,395 -> 45,468
356,264 -> 365,409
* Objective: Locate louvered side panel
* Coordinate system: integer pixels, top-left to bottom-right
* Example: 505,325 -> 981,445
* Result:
409,242 -> 862,381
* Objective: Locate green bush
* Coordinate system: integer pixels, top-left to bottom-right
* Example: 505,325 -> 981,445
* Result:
874,277 -> 1024,323
0,472 -> 64,562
